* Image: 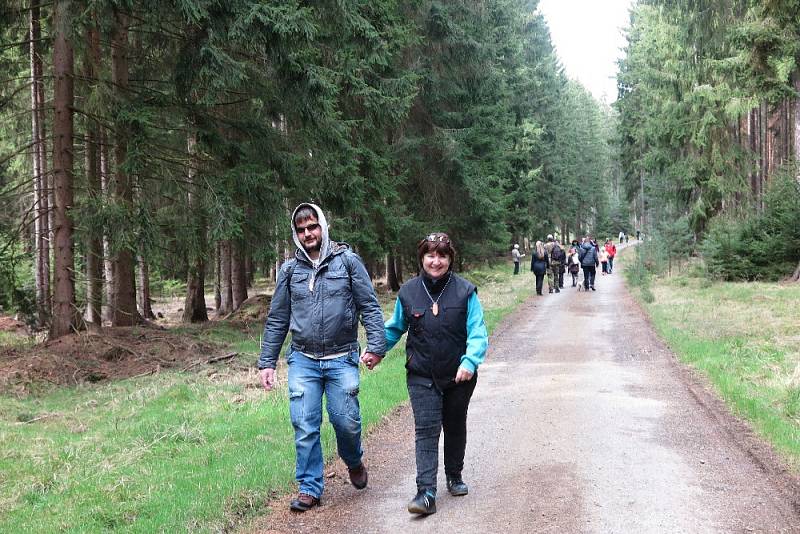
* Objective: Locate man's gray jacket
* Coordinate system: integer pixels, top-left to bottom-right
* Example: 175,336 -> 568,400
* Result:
258,203 -> 386,370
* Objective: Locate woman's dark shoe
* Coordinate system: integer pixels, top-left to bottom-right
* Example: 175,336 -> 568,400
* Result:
289,493 -> 320,512
407,489 -> 436,515
446,477 -> 469,496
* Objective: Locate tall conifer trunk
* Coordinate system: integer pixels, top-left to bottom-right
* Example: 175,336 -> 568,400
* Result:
231,242 -> 248,310
49,0 -> 79,339
29,0 -> 50,327
84,23 -> 103,326
110,8 -> 137,326
137,255 -> 155,319
386,252 -> 400,291
218,240 -> 233,315
792,72 -> 800,281
182,129 -> 208,323
100,128 -> 115,322
214,242 -> 221,311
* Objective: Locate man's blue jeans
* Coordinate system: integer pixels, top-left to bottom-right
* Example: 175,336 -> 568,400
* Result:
287,350 -> 363,498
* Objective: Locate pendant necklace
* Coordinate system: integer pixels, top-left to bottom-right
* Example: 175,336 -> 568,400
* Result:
422,274 -> 451,316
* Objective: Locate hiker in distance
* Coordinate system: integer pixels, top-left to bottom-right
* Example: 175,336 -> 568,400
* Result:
579,236 -> 600,291
544,235 -> 562,293
604,239 -> 617,274
511,244 -> 525,275
530,240 -> 549,295
258,203 -> 386,512
567,242 -> 581,287
362,232 -> 489,515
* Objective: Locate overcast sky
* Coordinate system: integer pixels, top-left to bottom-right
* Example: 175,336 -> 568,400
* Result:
537,0 -> 635,103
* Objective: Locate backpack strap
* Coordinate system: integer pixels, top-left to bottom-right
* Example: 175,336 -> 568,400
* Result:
284,258 -> 297,298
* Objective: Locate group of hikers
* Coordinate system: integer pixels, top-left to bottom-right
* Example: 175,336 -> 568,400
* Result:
258,203 -> 488,517
512,235 -> 619,292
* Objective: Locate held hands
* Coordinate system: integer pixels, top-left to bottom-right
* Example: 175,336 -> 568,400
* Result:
454,366 -> 474,383
360,351 -> 383,370
260,368 -> 276,391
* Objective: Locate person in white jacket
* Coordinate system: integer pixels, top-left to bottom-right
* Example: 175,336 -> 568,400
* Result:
511,244 -> 525,275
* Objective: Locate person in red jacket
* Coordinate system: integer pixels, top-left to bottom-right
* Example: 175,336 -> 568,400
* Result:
604,239 -> 617,274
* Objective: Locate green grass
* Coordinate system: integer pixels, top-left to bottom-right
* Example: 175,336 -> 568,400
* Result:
0,264 -> 532,532
621,247 -> 800,469
0,330 -> 34,348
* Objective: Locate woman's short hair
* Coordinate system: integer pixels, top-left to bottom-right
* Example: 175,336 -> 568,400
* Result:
417,232 -> 455,270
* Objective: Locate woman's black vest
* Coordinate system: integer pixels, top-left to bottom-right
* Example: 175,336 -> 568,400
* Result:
398,272 -> 476,389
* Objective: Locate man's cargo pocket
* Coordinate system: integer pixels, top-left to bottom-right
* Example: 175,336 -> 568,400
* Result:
288,390 -> 304,424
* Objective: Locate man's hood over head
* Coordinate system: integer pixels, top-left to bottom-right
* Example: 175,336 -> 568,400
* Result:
291,202 -> 331,263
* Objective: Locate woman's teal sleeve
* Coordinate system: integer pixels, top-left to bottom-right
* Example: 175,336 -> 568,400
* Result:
384,297 -> 408,352
459,291 -> 489,373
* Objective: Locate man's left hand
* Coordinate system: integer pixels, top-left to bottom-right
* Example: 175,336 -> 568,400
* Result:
360,351 -> 383,370
454,367 -> 474,383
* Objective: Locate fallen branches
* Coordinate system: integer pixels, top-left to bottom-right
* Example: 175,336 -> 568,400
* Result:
182,352 -> 238,371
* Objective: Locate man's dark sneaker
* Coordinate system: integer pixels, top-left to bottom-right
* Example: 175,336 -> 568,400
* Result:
548,288 -> 553,294
407,489 -> 436,515
555,288 -> 560,293
591,286 -> 596,291
348,463 -> 368,490
289,493 -> 320,512
446,477 -> 469,496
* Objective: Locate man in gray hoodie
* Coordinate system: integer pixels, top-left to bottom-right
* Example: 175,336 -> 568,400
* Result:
258,203 -> 386,512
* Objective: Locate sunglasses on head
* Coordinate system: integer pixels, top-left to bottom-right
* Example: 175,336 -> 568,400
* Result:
425,233 -> 450,244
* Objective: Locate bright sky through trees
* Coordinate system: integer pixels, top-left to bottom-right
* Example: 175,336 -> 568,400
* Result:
537,0 -> 634,103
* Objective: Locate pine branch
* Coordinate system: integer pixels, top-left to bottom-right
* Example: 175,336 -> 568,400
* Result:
0,2 -> 54,18
0,36 -> 51,52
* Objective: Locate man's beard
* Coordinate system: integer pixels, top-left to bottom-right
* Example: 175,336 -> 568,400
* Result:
303,240 -> 321,253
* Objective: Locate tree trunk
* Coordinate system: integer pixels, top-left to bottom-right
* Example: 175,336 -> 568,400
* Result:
214,241 -> 221,311
30,0 -> 50,328
245,254 -> 254,288
395,252 -> 404,284
37,30 -> 50,323
386,252 -> 400,291
100,128 -> 114,322
790,260 -> 800,282
758,102 -> 767,212
110,9 -> 137,326
231,241 -> 248,310
182,129 -> 208,323
49,0 -> 79,339
84,23 -> 103,327
137,254 -> 155,319
793,71 -> 800,178
218,240 -> 233,315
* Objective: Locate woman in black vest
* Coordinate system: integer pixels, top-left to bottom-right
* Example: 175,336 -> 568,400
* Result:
363,232 -> 489,515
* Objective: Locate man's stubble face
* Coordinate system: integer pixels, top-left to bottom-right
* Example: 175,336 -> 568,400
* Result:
295,215 -> 322,255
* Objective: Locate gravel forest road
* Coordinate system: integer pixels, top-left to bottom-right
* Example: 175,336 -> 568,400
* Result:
247,260 -> 800,534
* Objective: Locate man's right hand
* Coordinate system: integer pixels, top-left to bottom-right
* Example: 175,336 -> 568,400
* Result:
260,368 -> 276,391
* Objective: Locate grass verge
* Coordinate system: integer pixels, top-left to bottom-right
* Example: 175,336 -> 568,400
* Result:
0,263 -> 532,532
620,246 -> 800,469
